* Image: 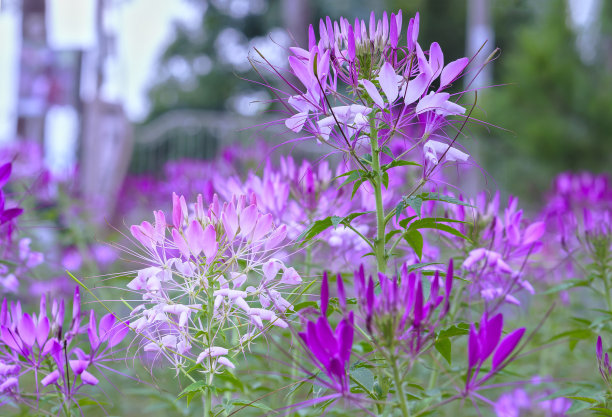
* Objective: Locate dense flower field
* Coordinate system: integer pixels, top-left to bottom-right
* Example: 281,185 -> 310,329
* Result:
1,10 -> 611,417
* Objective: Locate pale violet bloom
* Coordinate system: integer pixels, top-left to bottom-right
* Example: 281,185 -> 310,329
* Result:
423,140 -> 469,165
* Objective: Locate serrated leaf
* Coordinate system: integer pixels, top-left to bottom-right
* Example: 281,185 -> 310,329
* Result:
435,338 -> 452,365
395,201 -> 406,222
296,218 -> 334,244
405,196 -> 423,217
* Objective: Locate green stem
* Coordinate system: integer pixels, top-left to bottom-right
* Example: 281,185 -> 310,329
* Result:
391,357 -> 410,417
204,372 -> 214,417
602,262 -> 612,312
369,119 -> 387,274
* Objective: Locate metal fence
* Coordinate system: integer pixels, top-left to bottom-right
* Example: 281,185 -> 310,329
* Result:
129,110 -> 307,176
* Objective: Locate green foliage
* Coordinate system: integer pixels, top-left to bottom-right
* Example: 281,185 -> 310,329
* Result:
482,0 -> 612,197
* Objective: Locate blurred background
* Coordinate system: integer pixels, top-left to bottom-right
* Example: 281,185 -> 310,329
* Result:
0,2 -> 609,414
0,0 -> 610,225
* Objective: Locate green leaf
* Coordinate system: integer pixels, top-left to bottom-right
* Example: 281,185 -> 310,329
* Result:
296,218 -> 334,245
385,230 -> 401,244
230,401 -> 278,414
417,192 -> 474,208
588,407 -> 612,416
547,328 -> 592,343
350,367 -> 375,393
293,301 -> 319,311
382,171 -> 389,189
177,381 -> 208,400
541,279 -> 589,295
565,396 -> 598,404
342,211 -> 373,223
437,323 -> 471,339
381,146 -> 394,158
409,218 -> 471,242
338,170 -> 363,188
434,338 -> 452,365
331,216 -> 343,228
405,196 -> 423,217
395,201 -> 406,222
404,229 -> 423,260
362,153 -> 373,164
399,215 -> 418,229
352,178 -> 366,199
382,160 -> 421,172
405,262 -> 444,273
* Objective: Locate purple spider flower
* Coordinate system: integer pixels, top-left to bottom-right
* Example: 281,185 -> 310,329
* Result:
494,387 -> 571,417
0,287 -> 130,413
464,312 -> 525,395
355,260 -> 454,357
298,272 -> 354,397
255,10 -> 473,173
597,335 -> 612,391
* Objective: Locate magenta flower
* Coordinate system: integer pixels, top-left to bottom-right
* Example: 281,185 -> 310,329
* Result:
597,335 -> 612,391
298,272 -> 354,396
355,260 -> 453,357
464,312 -> 525,394
0,287 -> 129,412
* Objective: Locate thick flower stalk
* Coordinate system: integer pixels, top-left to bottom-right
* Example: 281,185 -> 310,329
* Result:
0,287 -> 129,414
